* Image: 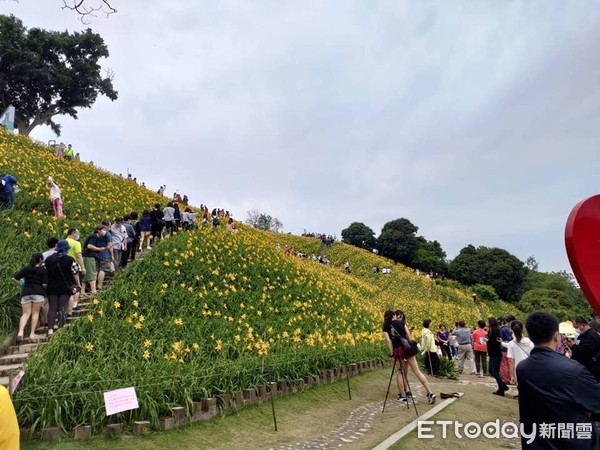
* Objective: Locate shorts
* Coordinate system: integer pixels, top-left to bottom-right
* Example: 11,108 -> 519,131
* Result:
97,259 -> 114,273
83,257 -> 97,282
21,295 -> 45,304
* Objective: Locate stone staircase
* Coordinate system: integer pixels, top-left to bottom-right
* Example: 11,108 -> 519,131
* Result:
0,298 -> 95,389
0,250 -> 149,391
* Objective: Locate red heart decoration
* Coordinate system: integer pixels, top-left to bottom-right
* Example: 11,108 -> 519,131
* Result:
565,194 -> 600,315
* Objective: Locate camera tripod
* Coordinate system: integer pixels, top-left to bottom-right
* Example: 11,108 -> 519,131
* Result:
382,354 -> 419,416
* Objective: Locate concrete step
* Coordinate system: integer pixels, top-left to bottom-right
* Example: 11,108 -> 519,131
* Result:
72,308 -> 90,316
0,363 -> 23,377
0,376 -> 8,387
0,353 -> 29,365
11,342 -> 47,354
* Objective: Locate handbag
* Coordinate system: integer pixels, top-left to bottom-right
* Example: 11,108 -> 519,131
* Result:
391,324 -> 418,358
55,256 -> 81,295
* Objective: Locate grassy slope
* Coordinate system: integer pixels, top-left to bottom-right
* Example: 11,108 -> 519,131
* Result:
2,129 -> 521,434
0,129 -> 167,334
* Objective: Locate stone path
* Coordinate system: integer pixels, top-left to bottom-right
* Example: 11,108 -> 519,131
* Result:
268,386 -> 425,450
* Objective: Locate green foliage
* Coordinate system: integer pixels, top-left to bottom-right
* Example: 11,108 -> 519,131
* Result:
448,245 -> 527,302
413,237 -> 447,274
471,284 -> 500,303
518,287 -> 591,321
520,271 -> 591,320
416,353 -> 458,380
439,356 -> 458,379
0,14 -> 117,136
377,218 -> 419,266
340,222 -> 377,250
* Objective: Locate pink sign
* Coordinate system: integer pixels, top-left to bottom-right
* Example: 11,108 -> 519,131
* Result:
103,387 -> 139,416
11,370 -> 24,393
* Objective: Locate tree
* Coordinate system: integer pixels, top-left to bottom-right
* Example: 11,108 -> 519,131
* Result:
448,245 -> 527,302
521,270 -> 591,318
245,209 -> 283,233
525,256 -> 539,272
62,0 -> 117,23
341,222 -> 377,249
413,237 -> 447,274
0,15 -> 118,136
377,218 -> 419,266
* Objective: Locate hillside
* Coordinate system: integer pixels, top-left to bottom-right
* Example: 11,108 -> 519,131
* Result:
1,129 -> 520,433
0,129 -> 167,334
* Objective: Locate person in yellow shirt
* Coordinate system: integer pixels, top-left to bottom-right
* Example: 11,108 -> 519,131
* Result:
421,319 -> 441,377
0,385 -> 20,449
66,228 -> 85,314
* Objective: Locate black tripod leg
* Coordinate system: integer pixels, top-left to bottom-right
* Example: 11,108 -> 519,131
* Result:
382,357 -> 396,413
396,358 -> 411,410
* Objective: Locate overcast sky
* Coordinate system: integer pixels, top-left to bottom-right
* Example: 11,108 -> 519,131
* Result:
3,1 -> 599,273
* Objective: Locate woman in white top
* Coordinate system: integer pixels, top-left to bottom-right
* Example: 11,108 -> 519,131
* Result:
505,320 -> 534,387
47,176 -> 65,218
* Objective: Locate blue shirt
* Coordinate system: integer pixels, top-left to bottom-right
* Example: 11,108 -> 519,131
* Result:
0,175 -> 18,194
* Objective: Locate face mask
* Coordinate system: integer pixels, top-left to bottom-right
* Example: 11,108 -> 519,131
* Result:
75,233 -> 80,240
14,187 -> 20,193
100,230 -> 106,236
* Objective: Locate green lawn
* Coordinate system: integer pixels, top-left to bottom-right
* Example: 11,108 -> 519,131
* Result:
22,368 -> 519,450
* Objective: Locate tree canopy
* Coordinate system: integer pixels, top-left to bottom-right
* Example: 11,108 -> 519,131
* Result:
377,218 -> 419,266
448,245 -> 527,302
0,14 -> 118,136
413,237 -> 447,274
245,209 -> 283,233
341,222 -> 377,250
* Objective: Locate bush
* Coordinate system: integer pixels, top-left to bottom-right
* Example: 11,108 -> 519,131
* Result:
472,284 -> 500,303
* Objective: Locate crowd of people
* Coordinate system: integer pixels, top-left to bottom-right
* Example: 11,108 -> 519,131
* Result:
10,199 -> 237,341
301,232 -> 336,246
383,309 -> 600,446
52,142 -> 80,162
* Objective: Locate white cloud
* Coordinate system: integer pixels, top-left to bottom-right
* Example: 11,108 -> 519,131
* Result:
4,0 -> 600,273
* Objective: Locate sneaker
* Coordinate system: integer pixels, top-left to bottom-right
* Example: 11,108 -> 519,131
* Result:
396,395 -> 408,404
427,392 -> 436,404
493,390 -> 505,396
406,391 -> 414,398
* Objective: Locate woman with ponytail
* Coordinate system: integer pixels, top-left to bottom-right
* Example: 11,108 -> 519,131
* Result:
506,320 -> 533,390
383,310 -> 436,405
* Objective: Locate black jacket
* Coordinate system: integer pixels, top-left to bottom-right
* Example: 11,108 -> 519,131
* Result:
571,329 -> 600,380
517,346 -> 600,449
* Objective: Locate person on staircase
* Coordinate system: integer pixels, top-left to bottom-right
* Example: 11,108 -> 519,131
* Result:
139,210 -> 152,250
121,215 -> 136,268
163,203 -> 176,235
65,228 -> 85,313
149,203 -> 164,244
86,225 -> 113,290
110,218 -> 128,271
127,212 -> 141,262
45,241 -> 80,337
81,230 -> 98,298
12,253 -> 47,341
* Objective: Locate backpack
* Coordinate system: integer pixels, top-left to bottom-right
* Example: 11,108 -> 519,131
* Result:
212,216 -> 220,226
